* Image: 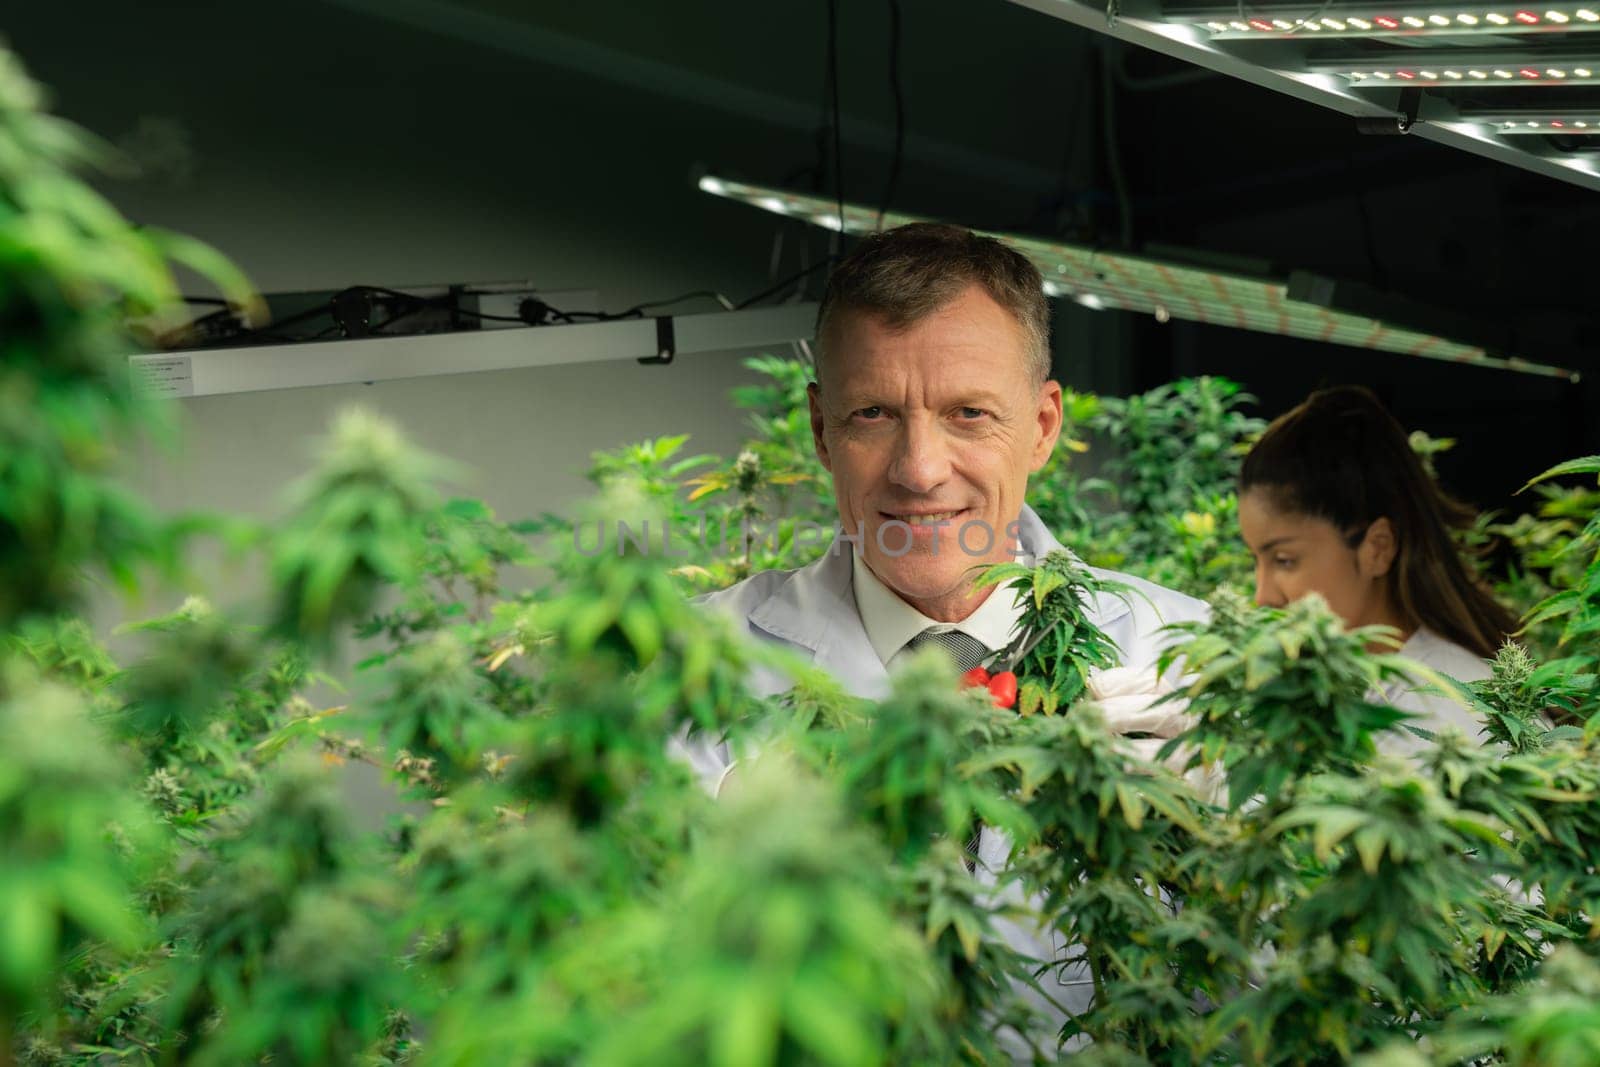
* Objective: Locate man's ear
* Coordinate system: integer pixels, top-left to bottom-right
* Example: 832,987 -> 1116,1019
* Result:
807,381 -> 833,473
1029,380 -> 1064,472
1357,516 -> 1398,578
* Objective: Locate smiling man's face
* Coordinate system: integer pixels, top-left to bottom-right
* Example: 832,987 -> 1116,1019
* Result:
808,282 -> 1062,622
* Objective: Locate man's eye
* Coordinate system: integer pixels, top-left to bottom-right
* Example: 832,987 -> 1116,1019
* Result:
957,407 -> 987,420
854,406 -> 884,420
1273,556 -> 1296,570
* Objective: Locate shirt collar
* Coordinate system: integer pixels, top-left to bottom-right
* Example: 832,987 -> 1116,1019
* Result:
850,550 -> 1027,667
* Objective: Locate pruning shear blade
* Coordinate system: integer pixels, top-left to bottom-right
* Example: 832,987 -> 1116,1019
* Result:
987,621 -> 1053,674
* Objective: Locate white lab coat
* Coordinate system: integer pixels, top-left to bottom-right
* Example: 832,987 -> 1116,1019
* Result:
1376,626 -> 1493,757
681,504 -> 1210,1059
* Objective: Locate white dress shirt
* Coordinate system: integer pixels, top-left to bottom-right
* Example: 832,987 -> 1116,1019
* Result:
850,549 -> 1026,671
852,547 -> 1098,1053
690,506 -> 1212,1061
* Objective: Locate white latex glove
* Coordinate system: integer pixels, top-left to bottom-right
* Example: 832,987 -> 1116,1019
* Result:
1086,665 -> 1191,739
1088,666 -> 1226,804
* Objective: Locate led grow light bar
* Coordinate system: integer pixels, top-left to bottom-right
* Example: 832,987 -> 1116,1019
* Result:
1466,110 -> 1600,129
1169,3 -> 1600,38
1307,52 -> 1600,84
698,175 -> 1577,381
1007,0 -> 1600,194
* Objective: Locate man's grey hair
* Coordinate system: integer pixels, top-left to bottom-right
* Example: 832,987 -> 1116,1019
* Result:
812,222 -> 1052,388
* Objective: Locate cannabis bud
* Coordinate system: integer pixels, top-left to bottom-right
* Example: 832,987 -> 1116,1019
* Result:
143,767 -> 185,815
733,449 -> 763,492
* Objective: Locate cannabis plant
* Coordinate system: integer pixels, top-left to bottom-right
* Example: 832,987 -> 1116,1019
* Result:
1488,475 -> 1600,660
1021,388 -> 1107,554
158,753 -> 406,1066
0,665 -> 159,1060
0,37 -> 252,1065
975,550 -> 1128,715
1515,456 -> 1600,717
1087,376 -> 1265,562
786,652 -> 1056,1062
14,24 -> 1600,1067
1140,494 -> 1256,601
1463,640 -> 1586,750
573,760 -> 949,1067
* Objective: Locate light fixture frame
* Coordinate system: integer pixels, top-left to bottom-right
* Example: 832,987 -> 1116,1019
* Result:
1004,0 -> 1600,194
1165,1 -> 1600,38
1458,106 -> 1600,130
1306,51 -> 1600,85
128,303 -> 819,398
697,175 -> 1580,381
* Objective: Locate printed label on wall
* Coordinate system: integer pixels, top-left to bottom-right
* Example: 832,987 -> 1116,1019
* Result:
129,355 -> 194,398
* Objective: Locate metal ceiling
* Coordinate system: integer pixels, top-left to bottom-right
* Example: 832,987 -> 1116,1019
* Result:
1006,0 -> 1600,194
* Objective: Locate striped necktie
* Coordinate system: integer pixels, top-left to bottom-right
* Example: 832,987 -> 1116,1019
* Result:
902,627 -> 989,872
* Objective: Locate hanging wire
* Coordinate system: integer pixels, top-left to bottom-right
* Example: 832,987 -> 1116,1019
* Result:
1098,44 -> 1135,250
734,259 -> 836,310
877,0 -> 906,232
825,0 -> 846,234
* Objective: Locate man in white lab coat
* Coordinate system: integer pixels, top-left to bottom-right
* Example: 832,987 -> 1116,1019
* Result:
689,221 -> 1207,1056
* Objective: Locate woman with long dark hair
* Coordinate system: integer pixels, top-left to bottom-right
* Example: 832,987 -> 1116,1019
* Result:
1238,385 -> 1517,752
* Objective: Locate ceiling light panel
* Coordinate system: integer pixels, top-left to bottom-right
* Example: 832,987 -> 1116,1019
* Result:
1496,118 -> 1600,129
1306,51 -> 1600,85
1007,0 -> 1600,194
697,175 -> 1578,380
1461,108 -> 1600,128
1176,2 -> 1600,36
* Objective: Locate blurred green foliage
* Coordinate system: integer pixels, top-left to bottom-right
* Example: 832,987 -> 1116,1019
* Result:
7,32 -> 1600,1067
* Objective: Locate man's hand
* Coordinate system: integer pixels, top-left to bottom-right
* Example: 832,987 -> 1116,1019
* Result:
1088,665 -> 1223,803
1087,665 -> 1190,739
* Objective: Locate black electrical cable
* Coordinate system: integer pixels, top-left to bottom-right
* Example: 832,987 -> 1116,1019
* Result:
543,308 -> 603,323
735,258 -> 836,310
453,309 -> 533,323
367,303 -> 432,335
461,287 -> 723,320
175,284 -> 751,348
614,290 -> 733,316
1050,45 -> 1094,238
793,227 -> 812,303
767,227 -> 786,281
877,0 -> 905,232
1353,192 -> 1389,290
360,286 -> 527,323
528,289 -> 733,324
1098,44 -> 1135,250
161,299 -> 337,347
826,0 -> 846,233
769,161 -> 822,304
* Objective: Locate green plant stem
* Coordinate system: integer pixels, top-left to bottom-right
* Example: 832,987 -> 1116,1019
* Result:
1088,949 -> 1106,1039
740,493 -> 757,573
